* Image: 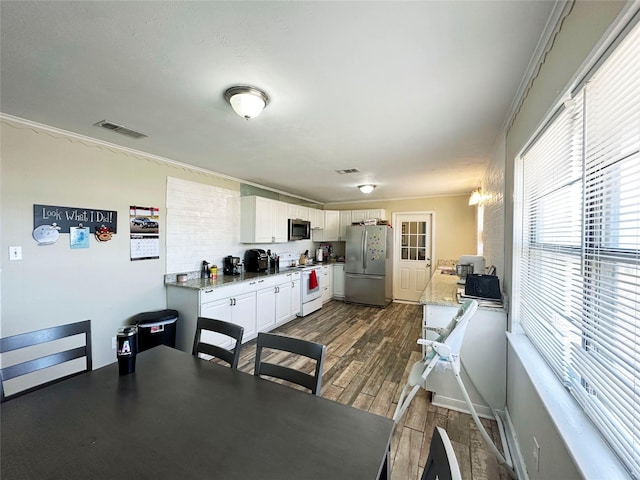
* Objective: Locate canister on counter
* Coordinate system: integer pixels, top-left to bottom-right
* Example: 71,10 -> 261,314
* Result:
116,326 -> 137,375
209,265 -> 218,280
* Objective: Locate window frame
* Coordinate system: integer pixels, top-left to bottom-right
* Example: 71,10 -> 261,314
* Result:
512,11 -> 640,477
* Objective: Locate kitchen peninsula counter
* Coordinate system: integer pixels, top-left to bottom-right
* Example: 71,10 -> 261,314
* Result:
419,270 -> 460,307
419,269 -> 507,311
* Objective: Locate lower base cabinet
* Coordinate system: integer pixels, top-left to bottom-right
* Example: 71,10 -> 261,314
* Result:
333,264 -> 345,299
321,266 -> 333,303
202,291 -> 257,346
168,271 -> 301,354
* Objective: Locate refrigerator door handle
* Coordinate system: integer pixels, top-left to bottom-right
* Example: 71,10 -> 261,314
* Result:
362,230 -> 368,270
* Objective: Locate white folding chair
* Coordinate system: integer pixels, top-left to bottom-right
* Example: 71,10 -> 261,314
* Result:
393,299 -> 478,424
393,299 -> 517,478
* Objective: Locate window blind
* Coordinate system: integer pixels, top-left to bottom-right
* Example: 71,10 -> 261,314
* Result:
517,19 -> 640,478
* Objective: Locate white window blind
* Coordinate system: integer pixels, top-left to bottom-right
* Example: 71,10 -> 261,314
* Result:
517,18 -> 640,478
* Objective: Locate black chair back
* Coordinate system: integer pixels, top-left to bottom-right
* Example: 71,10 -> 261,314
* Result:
192,317 -> 244,369
254,332 -> 326,395
1,320 -> 92,402
422,426 -> 462,480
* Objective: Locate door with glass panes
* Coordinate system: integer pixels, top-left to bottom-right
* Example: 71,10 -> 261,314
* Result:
393,213 -> 433,302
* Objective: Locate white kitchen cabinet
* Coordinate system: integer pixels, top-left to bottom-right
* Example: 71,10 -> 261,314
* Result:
350,210 -> 366,223
321,265 -> 333,303
308,208 -> 325,230
256,277 -> 278,332
324,210 -> 339,240
332,264 -> 345,299
275,278 -> 293,324
338,210 -> 352,240
201,290 -> 256,345
167,280 -> 258,353
287,204 -> 309,221
291,274 -> 301,317
351,209 -> 387,222
312,210 -> 339,241
255,272 -> 301,331
241,196 -> 288,243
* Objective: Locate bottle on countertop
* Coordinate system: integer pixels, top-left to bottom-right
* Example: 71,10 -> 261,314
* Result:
201,260 -> 210,279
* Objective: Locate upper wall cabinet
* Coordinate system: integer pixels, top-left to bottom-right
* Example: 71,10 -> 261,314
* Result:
351,209 -> 387,222
338,210 -> 352,240
312,210 -> 339,241
241,196 -> 288,243
308,208 -> 325,230
287,204 -> 309,221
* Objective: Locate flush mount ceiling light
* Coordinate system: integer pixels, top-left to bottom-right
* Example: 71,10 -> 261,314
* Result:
468,189 -> 483,206
224,85 -> 270,120
358,184 -> 376,194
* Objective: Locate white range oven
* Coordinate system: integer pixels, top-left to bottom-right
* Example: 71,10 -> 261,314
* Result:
277,253 -> 323,317
299,265 -> 322,317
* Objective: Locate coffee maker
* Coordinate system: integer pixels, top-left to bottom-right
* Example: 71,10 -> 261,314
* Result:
223,256 -> 241,275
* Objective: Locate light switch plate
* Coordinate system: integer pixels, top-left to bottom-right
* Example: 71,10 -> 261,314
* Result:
9,246 -> 22,261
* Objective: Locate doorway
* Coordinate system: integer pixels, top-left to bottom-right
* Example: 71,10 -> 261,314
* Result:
392,212 -> 434,302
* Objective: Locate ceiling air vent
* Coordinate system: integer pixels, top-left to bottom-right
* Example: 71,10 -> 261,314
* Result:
94,120 -> 148,139
335,168 -> 360,174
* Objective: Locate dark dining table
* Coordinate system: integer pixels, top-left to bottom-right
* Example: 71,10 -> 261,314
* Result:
1,345 -> 393,479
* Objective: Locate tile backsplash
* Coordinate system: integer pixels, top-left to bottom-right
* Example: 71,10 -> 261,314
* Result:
166,177 -> 314,274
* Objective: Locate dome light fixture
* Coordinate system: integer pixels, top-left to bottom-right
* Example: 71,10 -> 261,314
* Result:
358,184 -> 376,194
224,85 -> 270,120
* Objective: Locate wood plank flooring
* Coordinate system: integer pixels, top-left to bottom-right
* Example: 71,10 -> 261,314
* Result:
232,300 -> 510,480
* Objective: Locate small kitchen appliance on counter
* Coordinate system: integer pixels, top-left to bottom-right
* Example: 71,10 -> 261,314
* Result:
223,256 -> 241,275
456,255 -> 486,285
244,249 -> 268,272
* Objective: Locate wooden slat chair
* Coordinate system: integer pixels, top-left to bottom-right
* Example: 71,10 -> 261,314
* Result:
254,332 -> 326,395
422,427 -> 462,480
192,317 -> 244,369
0,320 -> 92,402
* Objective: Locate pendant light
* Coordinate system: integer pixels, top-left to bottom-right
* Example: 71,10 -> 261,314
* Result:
224,85 -> 270,120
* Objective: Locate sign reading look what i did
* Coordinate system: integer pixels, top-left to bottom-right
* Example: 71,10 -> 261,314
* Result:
34,204 -> 118,233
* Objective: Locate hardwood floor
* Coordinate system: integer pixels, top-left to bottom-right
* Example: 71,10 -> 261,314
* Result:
233,300 -> 511,480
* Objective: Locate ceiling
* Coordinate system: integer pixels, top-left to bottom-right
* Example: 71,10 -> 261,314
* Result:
0,1 -> 557,204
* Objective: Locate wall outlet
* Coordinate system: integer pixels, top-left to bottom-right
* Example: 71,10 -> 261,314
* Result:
533,436 -> 540,472
112,336 -> 117,350
9,246 -> 22,261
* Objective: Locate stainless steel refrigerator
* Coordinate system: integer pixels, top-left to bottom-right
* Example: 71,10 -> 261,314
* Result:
345,225 -> 393,307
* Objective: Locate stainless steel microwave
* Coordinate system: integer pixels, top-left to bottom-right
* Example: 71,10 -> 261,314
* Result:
288,218 -> 311,240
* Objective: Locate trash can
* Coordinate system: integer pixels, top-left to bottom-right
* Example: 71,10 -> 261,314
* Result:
132,309 -> 178,352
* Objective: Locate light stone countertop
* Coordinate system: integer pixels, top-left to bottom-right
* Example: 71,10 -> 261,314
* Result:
419,271 -> 460,306
165,262 -> 345,291
419,270 -> 507,310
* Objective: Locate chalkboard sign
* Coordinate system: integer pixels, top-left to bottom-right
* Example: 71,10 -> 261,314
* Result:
33,204 -> 118,233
